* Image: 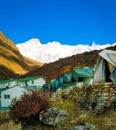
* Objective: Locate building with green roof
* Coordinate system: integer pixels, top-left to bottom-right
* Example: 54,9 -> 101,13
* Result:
16,76 -> 45,88
0,79 -> 17,88
72,67 -> 93,86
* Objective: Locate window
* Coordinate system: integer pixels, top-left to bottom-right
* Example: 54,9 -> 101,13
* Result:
4,95 -> 10,99
25,81 -> 28,86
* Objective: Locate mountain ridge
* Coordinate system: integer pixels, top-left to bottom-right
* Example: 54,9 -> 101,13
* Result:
0,31 -> 116,80
0,31 -> 43,80
23,45 -> 116,80
17,39 -> 116,63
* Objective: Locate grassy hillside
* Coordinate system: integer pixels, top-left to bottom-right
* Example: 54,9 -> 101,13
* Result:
0,31 -> 43,80
23,45 -> 116,80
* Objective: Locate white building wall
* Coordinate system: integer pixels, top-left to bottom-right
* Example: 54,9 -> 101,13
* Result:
17,81 -> 27,87
75,78 -> 93,87
1,86 -> 25,107
0,80 -> 17,88
35,78 -> 46,86
83,78 -> 93,85
17,78 -> 45,87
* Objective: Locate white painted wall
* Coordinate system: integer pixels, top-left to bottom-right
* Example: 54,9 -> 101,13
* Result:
17,77 -> 45,87
75,78 -> 93,87
0,80 -> 17,88
83,78 -> 93,85
17,81 -> 26,87
1,86 -> 25,107
36,78 -> 46,86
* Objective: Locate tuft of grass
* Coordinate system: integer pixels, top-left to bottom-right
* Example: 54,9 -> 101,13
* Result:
77,109 -> 116,130
51,98 -> 75,110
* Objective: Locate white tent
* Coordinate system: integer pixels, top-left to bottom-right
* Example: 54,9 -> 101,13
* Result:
93,50 -> 116,84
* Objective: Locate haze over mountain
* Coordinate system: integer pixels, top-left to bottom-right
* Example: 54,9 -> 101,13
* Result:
17,39 -> 116,63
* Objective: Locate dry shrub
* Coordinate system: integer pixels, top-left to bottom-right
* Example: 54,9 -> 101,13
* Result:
9,89 -> 51,125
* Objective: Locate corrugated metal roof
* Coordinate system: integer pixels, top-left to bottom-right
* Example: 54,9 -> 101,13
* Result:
73,67 -> 93,78
0,79 -> 14,83
16,76 -> 41,82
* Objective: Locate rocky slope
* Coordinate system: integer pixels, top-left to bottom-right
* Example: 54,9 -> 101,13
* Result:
0,31 -> 43,80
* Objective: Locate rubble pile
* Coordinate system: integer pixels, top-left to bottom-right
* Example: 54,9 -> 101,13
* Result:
66,85 -> 92,110
90,83 -> 116,114
67,83 -> 116,115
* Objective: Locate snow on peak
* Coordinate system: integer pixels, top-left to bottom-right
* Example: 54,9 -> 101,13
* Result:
92,41 -> 96,46
47,41 -> 61,46
16,39 -> 116,63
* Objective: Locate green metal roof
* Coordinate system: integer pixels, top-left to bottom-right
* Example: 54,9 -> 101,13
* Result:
53,80 -> 59,87
0,79 -> 14,83
16,76 -> 41,82
73,67 -> 93,78
58,77 -> 64,84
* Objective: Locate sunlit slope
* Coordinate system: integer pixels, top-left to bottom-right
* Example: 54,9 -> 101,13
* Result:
0,31 -> 43,79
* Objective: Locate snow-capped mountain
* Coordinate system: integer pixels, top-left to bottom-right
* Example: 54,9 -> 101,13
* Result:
16,39 -> 116,63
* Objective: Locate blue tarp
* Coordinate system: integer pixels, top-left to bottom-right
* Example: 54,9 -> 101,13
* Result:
50,83 -> 56,92
64,73 -> 72,83
58,77 -> 64,85
53,80 -> 59,88
42,84 -> 49,92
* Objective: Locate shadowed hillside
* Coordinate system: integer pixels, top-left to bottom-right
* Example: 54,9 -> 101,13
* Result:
23,45 -> 116,80
0,31 -> 43,80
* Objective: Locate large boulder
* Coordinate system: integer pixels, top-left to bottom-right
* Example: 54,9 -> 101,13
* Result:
39,107 -> 67,126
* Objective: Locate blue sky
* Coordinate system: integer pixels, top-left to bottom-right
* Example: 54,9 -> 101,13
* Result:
0,0 -> 116,45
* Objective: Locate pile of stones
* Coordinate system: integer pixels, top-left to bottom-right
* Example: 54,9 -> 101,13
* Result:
90,83 -> 116,114
39,107 -> 67,126
67,83 -> 116,115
